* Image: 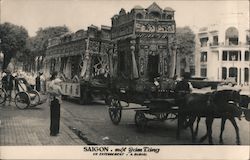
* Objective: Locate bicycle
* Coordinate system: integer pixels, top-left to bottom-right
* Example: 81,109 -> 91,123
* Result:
0,77 -> 41,109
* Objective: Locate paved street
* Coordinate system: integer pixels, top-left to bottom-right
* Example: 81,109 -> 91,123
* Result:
61,99 -> 250,145
0,94 -> 249,145
0,97 -> 84,145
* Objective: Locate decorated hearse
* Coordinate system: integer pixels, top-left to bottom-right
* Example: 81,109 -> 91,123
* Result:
45,25 -> 113,104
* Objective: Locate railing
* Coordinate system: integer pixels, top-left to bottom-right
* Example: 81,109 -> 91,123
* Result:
209,42 -> 219,46
207,42 -> 250,48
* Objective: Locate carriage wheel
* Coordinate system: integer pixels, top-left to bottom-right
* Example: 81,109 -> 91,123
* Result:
15,92 -> 30,109
28,90 -> 41,106
108,98 -> 122,125
135,111 -> 147,131
0,88 -> 7,104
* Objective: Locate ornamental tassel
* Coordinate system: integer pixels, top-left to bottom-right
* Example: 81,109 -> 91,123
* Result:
131,46 -> 139,79
80,38 -> 90,80
80,58 -> 88,78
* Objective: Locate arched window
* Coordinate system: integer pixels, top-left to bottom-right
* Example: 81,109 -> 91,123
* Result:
148,11 -> 161,19
246,34 -> 250,45
225,27 -> 239,45
244,68 -> 249,83
222,67 -> 227,80
136,13 -> 143,19
229,67 -> 238,82
200,52 -> 207,62
167,15 -> 172,20
245,51 -> 249,61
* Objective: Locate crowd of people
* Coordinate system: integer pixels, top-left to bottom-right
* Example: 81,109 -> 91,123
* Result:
0,69 -> 46,93
1,69 -> 63,137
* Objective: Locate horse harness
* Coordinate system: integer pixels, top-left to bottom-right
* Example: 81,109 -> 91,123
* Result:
206,90 -> 242,118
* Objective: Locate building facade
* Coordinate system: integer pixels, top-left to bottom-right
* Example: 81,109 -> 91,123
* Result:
195,13 -> 250,85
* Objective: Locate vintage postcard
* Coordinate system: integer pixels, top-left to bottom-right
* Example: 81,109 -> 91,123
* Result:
0,0 -> 249,159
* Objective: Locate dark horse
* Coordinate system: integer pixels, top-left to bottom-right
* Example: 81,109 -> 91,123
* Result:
177,89 -> 243,144
198,94 -> 250,145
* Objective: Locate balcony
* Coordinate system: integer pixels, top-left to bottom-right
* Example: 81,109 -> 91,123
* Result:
209,42 -> 219,48
207,42 -> 249,48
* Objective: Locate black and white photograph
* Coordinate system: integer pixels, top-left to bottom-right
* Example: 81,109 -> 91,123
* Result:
0,0 -> 249,159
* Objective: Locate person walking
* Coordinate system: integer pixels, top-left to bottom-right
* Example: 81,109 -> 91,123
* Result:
2,70 -> 15,105
35,72 -> 43,92
48,71 -> 62,136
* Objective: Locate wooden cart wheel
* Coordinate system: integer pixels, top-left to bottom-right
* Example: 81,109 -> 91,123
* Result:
108,98 -> 122,125
28,90 -> 41,106
135,111 -> 147,131
15,91 -> 30,109
0,88 -> 7,104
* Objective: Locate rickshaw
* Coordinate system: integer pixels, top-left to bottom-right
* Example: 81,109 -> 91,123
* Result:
0,76 -> 41,109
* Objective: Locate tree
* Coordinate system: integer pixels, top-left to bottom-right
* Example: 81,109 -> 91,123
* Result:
176,26 -> 195,56
29,26 -> 69,57
0,22 -> 29,70
24,26 -> 70,72
176,26 -> 195,75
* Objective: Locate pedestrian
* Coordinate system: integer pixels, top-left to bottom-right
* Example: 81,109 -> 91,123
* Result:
30,73 -> 36,89
48,71 -> 62,136
35,72 -> 43,92
175,72 -> 191,97
2,69 -> 15,105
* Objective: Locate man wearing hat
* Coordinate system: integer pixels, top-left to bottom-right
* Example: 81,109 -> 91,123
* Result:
175,72 -> 191,96
174,72 -> 192,134
47,71 -> 63,136
2,69 -> 15,105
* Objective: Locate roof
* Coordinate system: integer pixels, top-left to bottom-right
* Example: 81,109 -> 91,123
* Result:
133,5 -> 143,10
146,2 -> 162,12
101,25 -> 111,30
164,7 -> 175,12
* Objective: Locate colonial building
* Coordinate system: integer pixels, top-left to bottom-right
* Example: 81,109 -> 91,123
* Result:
195,13 -> 250,85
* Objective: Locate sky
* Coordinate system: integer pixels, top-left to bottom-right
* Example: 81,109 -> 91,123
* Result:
1,0 -> 249,36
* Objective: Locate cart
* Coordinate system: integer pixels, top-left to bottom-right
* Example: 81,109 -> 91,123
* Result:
107,3 -> 180,131
108,94 -> 180,131
0,77 -> 41,109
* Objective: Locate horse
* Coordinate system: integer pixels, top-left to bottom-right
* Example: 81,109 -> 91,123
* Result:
198,93 -> 250,145
177,89 -> 243,144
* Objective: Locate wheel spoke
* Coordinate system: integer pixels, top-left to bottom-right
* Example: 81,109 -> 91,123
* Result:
108,98 -> 122,125
15,92 -> 30,109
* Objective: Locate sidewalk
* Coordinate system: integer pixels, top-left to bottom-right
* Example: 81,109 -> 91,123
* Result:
0,95 -> 85,145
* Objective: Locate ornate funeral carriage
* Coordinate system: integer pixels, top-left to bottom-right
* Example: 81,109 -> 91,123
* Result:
45,25 -> 113,104
108,3 -> 179,129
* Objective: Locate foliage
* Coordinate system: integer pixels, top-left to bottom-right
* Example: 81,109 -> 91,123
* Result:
0,22 -> 29,69
29,26 -> 69,56
176,26 -> 195,57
